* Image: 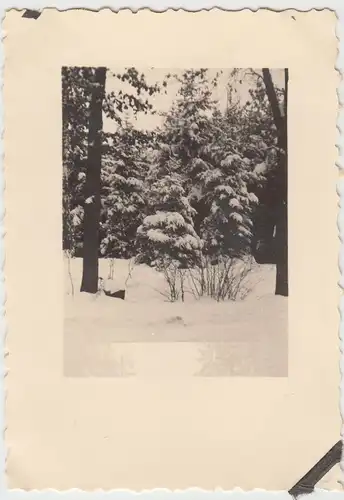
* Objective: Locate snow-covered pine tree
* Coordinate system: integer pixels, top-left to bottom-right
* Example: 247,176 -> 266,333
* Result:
62,67 -> 93,257
136,146 -> 202,271
135,69 -> 215,270
100,121 -> 151,259
223,71 -> 283,265
161,69 -> 217,176
137,69 -> 261,266
189,106 -> 261,260
199,149 -> 259,259
157,71 -> 260,261
63,67 -> 161,263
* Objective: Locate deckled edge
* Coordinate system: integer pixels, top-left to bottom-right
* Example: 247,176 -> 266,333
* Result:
336,3 -> 344,495
1,3 -> 6,497
1,5 -> 342,13
0,4 -> 343,498
0,0 -> 343,12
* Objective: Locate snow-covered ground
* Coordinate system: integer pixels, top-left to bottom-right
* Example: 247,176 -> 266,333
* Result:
64,257 -> 287,377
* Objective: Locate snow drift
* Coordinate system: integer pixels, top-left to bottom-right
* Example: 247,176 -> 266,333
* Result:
64,257 -> 287,378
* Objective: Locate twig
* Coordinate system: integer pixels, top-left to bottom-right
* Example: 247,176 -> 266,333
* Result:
65,250 -> 75,297
125,258 -> 135,287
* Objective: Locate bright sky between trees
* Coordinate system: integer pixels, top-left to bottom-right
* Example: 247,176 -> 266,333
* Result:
104,67 -> 285,132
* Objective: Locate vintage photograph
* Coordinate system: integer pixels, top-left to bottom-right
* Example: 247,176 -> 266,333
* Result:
5,7 -> 339,491
63,67 -> 288,377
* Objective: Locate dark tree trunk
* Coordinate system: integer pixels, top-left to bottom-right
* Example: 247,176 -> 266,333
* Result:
262,68 -> 288,297
274,197 -> 288,296
80,67 -> 106,293
274,69 -> 288,297
252,210 -> 276,264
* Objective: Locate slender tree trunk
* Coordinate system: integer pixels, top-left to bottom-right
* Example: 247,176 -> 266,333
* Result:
274,195 -> 288,296
262,68 -> 288,297
80,67 -> 106,293
274,69 -> 288,296
252,210 -> 276,264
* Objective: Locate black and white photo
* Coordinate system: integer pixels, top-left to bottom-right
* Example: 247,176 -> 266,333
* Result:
63,67 -> 288,377
5,8 -> 339,491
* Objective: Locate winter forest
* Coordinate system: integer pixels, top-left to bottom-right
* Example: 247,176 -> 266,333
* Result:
63,67 -> 288,376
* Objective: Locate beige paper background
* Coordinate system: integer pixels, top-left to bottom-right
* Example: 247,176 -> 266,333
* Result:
3,8 -> 341,490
